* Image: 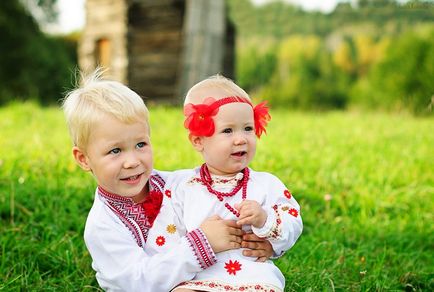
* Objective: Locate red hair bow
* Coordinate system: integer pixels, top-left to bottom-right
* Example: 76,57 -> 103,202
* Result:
184,96 -> 271,138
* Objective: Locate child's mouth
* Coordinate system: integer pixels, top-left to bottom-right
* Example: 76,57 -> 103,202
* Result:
121,173 -> 142,182
231,151 -> 247,157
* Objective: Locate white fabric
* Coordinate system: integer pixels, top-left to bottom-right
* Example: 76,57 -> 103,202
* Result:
84,170 -> 205,292
167,167 -> 303,291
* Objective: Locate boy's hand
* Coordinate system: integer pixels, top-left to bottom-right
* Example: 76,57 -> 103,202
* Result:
241,233 -> 273,262
235,200 -> 267,228
200,215 -> 243,253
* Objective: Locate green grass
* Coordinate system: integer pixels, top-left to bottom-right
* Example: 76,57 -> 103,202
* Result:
1,102 -> 433,291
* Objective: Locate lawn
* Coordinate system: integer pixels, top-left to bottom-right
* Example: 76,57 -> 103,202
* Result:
0,102 -> 433,291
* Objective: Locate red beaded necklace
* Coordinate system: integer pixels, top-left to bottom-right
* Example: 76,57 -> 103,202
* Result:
199,163 -> 249,217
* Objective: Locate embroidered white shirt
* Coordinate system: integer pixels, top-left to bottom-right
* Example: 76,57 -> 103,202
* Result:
84,170 -> 216,292
166,167 -> 303,292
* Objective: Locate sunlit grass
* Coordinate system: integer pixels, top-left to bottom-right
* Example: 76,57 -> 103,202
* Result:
1,103 -> 432,290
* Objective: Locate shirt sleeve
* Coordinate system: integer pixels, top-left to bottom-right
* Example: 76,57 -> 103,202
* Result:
251,173 -> 303,258
84,196 -> 215,292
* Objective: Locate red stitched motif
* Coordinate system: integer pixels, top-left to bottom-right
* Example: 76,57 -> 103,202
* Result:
177,280 -> 275,291
224,260 -> 242,275
156,236 -> 166,246
165,189 -> 171,198
284,189 -> 292,199
288,208 -> 299,217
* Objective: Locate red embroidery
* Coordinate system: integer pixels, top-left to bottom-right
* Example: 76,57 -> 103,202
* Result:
224,260 -> 242,275
186,229 -> 216,269
156,236 -> 166,246
288,208 -> 299,217
165,189 -> 171,198
98,174 -> 165,247
177,280 -> 275,291
284,189 -> 292,199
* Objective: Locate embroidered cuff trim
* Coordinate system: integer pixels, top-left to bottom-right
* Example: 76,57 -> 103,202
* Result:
252,205 -> 282,239
186,228 -> 217,270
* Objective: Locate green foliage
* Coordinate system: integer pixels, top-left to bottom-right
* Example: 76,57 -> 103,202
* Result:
351,29 -> 434,113
228,0 -> 434,114
228,0 -> 434,38
236,40 -> 277,93
1,104 -> 433,290
0,0 -> 77,105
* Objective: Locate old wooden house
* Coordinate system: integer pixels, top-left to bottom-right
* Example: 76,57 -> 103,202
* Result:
79,0 -> 235,103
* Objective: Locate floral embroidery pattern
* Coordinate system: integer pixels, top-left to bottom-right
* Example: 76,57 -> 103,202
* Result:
268,204 -> 283,240
224,260 -> 242,275
284,189 -> 292,199
177,280 -> 277,291
165,189 -> 171,198
166,224 -> 177,234
288,208 -> 299,217
156,236 -> 166,246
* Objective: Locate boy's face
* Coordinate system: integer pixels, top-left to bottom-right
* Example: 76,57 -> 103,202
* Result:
74,114 -> 153,202
193,102 -> 257,176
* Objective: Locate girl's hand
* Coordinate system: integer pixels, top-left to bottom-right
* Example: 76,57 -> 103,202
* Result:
200,215 -> 243,253
235,200 -> 267,228
241,232 -> 274,262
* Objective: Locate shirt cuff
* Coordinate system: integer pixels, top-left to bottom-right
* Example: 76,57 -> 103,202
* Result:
185,228 -> 217,270
251,206 -> 279,238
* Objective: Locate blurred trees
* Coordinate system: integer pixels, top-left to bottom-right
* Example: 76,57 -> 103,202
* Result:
229,0 -> 434,114
0,0 -> 77,105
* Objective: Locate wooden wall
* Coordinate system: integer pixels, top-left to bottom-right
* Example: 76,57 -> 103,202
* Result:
80,0 -> 234,103
127,0 -> 185,101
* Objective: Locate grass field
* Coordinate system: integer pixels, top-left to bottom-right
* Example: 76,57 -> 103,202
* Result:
0,102 -> 433,291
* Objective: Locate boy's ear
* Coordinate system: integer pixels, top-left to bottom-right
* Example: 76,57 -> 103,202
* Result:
188,134 -> 204,152
72,146 -> 91,171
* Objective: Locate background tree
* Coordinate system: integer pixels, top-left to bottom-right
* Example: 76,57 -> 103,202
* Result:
0,0 -> 77,105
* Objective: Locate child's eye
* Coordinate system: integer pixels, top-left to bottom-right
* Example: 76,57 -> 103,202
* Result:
136,142 -> 146,149
245,126 -> 254,132
109,148 -> 121,155
222,128 -> 232,134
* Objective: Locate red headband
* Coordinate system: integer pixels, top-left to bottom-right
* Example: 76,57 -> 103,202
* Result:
183,96 -> 271,138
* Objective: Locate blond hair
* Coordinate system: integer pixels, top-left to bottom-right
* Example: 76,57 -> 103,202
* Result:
62,69 -> 149,150
184,75 -> 251,105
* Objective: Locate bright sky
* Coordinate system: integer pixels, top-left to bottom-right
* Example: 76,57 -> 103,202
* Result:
52,0 -> 346,34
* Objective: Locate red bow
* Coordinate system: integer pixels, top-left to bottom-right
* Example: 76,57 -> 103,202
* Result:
141,190 -> 163,225
253,101 -> 271,137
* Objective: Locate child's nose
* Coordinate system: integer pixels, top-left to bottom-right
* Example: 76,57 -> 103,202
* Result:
234,133 -> 247,145
123,153 -> 140,168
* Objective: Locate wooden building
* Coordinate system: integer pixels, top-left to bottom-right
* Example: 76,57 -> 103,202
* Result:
79,0 -> 235,103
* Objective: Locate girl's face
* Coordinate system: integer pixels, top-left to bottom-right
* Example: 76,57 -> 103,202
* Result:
75,114 -> 153,202
198,102 -> 257,176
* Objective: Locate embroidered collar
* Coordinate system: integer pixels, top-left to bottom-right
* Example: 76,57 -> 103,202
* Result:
98,174 -> 165,247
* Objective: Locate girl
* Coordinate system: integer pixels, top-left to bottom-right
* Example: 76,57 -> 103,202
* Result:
166,75 -> 303,291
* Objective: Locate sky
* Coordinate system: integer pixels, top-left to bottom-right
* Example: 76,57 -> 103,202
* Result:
51,0 -> 346,34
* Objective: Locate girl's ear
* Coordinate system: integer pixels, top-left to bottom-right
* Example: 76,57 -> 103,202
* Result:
188,134 -> 204,152
72,146 -> 91,171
